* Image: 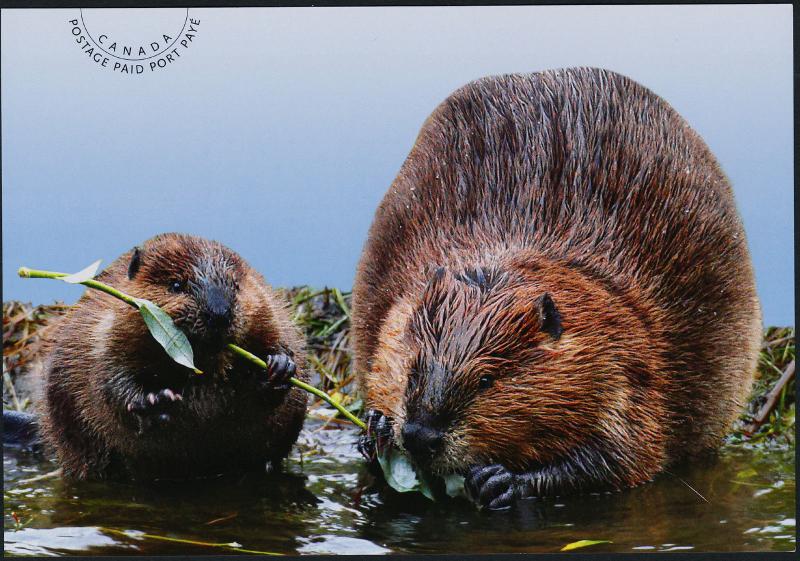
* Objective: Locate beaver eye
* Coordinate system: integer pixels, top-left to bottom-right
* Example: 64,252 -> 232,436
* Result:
168,280 -> 184,293
478,375 -> 494,390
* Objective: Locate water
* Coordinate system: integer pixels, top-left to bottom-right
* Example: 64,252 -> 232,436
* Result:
3,413 -> 795,555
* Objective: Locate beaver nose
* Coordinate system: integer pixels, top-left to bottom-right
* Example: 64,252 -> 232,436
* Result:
205,309 -> 231,331
203,286 -> 232,331
401,422 -> 443,460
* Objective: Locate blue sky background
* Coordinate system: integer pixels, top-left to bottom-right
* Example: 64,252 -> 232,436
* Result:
1,5 -> 793,325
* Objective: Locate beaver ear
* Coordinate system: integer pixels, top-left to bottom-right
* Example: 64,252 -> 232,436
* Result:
127,247 -> 142,280
535,293 -> 562,340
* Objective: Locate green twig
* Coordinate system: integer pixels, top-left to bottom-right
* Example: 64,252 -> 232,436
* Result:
227,344 -> 365,430
18,265 -> 367,432
18,267 -> 139,308
101,528 -> 282,556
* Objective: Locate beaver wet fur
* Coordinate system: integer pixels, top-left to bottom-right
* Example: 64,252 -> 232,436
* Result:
39,233 -> 308,480
352,67 -> 762,509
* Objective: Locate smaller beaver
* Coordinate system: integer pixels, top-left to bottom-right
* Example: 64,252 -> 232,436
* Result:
39,233 -> 308,480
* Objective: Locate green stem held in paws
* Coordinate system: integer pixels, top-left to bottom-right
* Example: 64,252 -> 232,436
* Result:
17,265 -> 366,431
226,343 -> 365,429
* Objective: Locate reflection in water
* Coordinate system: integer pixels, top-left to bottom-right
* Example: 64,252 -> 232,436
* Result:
4,420 -> 796,555
6,527 -> 126,556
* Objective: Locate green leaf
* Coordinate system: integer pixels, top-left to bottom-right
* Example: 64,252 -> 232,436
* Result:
444,474 -> 466,498
135,298 -> 201,374
377,444 -> 467,501
345,397 -> 364,414
61,260 -> 102,284
378,446 -> 421,493
331,288 -> 350,318
560,540 -> 612,551
417,471 -> 436,501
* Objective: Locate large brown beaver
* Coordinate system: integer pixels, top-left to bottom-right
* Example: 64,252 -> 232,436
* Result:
352,67 -> 762,509
39,233 -> 308,480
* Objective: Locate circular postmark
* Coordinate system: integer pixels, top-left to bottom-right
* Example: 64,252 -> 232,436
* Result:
80,8 -> 188,61
68,9 -> 201,74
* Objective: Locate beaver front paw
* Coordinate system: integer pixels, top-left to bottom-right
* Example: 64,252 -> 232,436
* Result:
264,353 -> 296,390
358,409 -> 394,462
241,352 -> 296,397
127,388 -> 183,433
465,464 -> 528,510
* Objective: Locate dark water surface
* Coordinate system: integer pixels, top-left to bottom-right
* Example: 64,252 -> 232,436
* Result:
4,412 -> 796,555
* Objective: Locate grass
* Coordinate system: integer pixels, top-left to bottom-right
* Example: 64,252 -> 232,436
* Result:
2,296 -> 795,447
281,287 -> 361,419
3,301 -> 71,412
729,326 -> 796,446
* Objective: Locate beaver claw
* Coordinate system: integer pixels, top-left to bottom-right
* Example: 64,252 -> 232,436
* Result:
358,409 -> 394,461
465,464 -> 526,510
127,388 -> 183,433
264,353 -> 296,390
244,353 -> 296,395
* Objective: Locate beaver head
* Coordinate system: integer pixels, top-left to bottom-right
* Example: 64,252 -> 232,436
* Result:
395,260 -> 662,477
122,233 -> 247,350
